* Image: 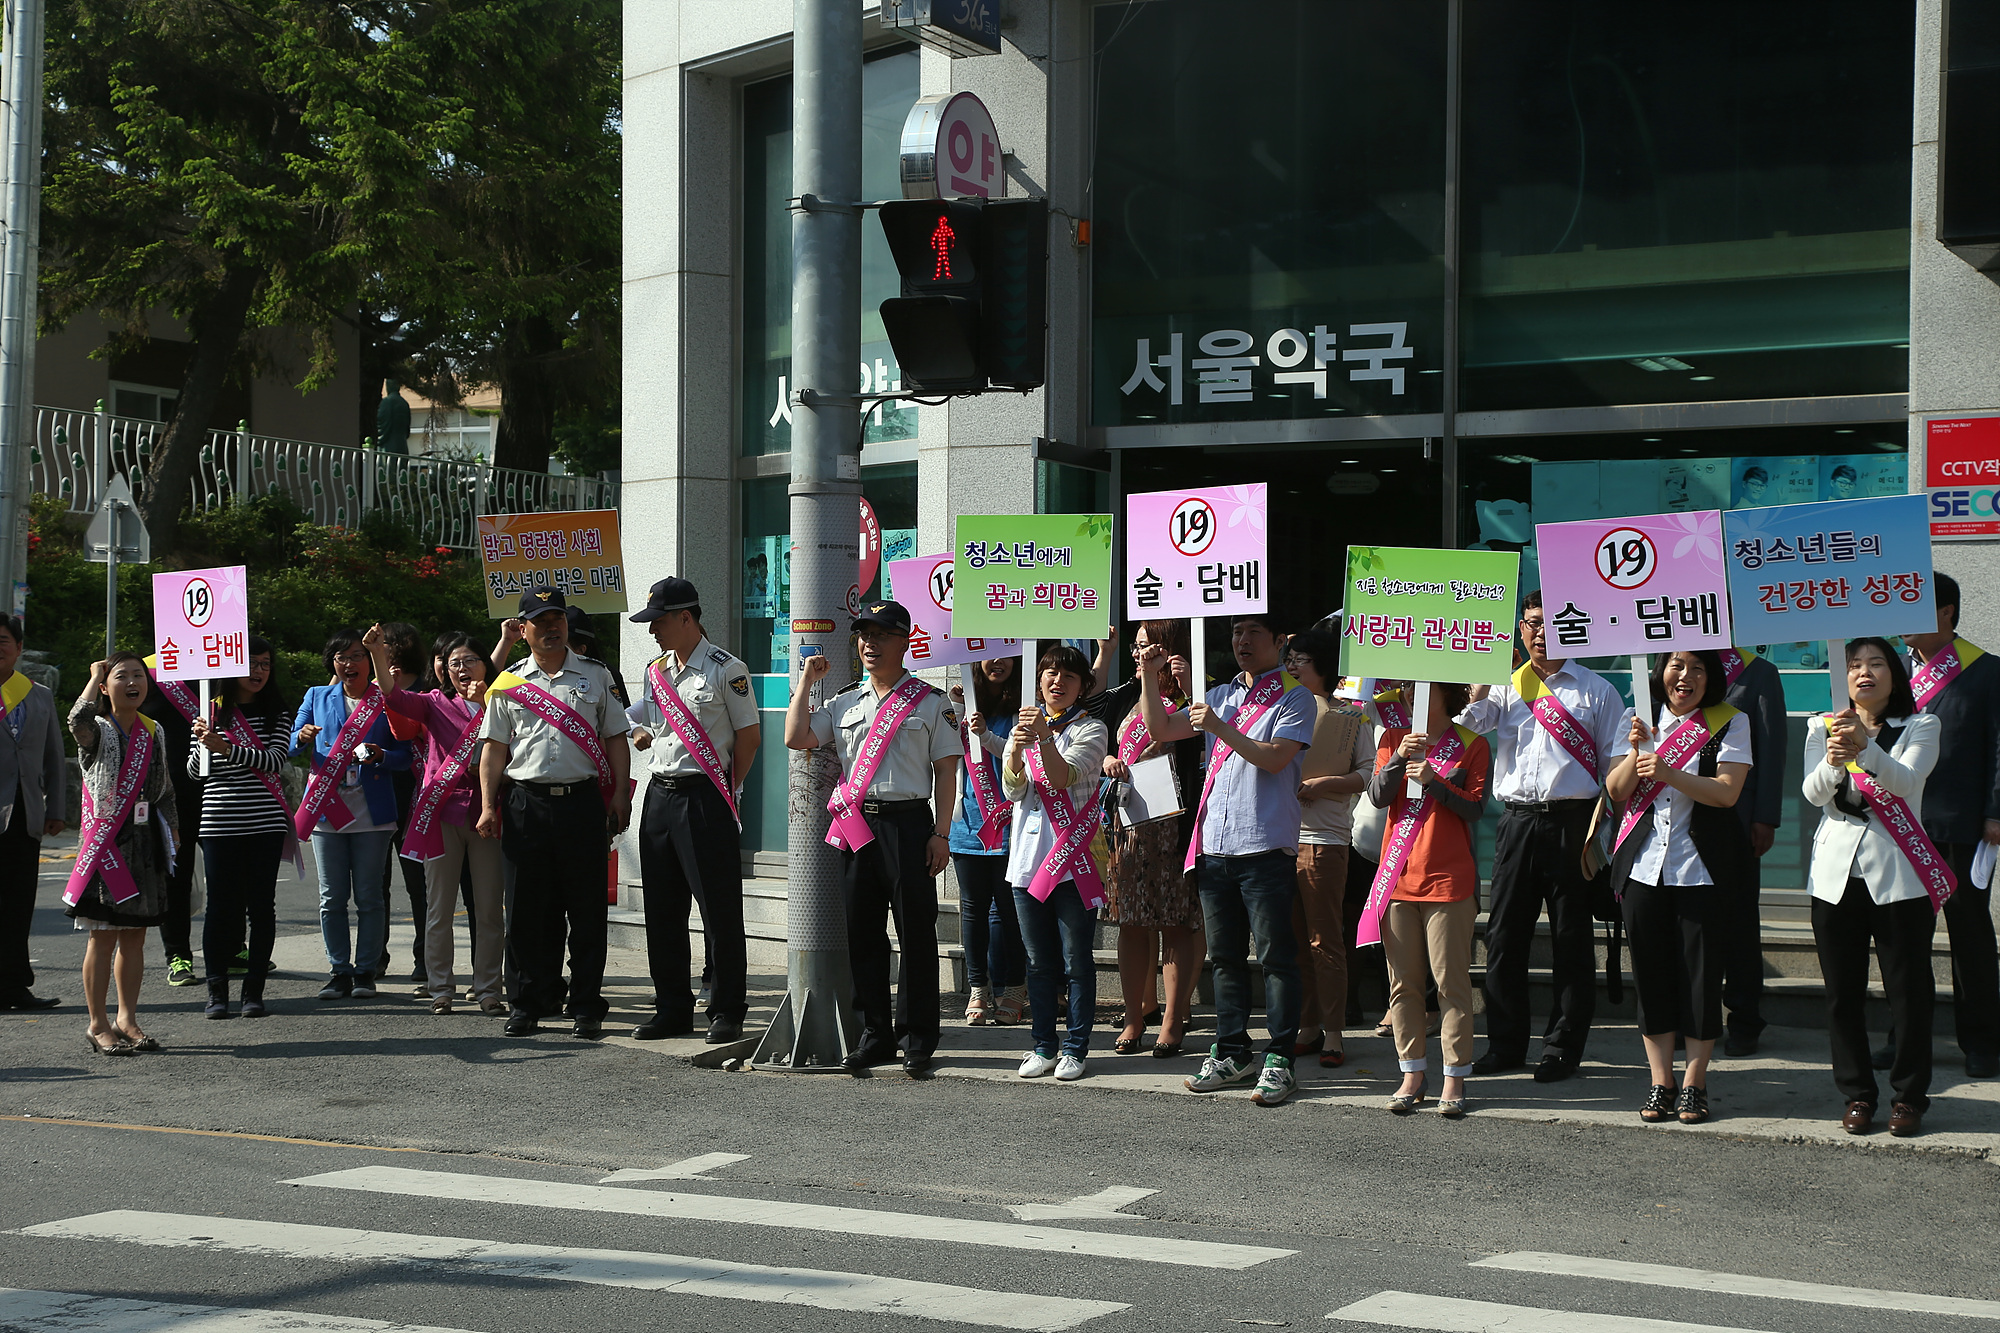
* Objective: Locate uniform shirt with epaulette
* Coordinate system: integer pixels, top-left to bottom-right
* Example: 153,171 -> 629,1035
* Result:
626,637 -> 759,781
809,671 -> 963,801
479,649 -> 631,784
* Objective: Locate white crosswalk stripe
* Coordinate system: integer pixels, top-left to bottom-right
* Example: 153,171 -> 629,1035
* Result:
0,1288 -> 484,1332
1329,1291 -> 1778,1333
282,1164 -> 1294,1269
1470,1252 -> 2000,1321
599,1151 -> 751,1183
12,1211 -> 1128,1332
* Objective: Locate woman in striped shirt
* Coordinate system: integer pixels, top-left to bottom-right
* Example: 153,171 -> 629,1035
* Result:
188,636 -> 293,1020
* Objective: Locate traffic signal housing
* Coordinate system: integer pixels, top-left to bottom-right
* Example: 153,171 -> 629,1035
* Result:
878,196 -> 1047,394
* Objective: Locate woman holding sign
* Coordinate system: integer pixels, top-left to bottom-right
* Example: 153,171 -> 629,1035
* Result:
950,656 -> 1026,1027
1003,645 -> 1110,1081
64,654 -> 180,1055
1803,638 -> 1944,1138
1604,650 -> 1753,1126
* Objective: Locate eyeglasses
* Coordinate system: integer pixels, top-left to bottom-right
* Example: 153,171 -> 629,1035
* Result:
332,652 -> 369,665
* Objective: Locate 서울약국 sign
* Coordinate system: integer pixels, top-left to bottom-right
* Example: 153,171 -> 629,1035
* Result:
152,565 -> 250,680
1535,510 -> 1732,656
1124,483 -> 1268,618
950,513 -> 1113,640
1118,321 -> 1416,407
477,509 -> 627,618
1721,494 -> 1935,641
1339,546 -> 1520,687
885,551 -> 1019,669
1926,415 -> 2000,541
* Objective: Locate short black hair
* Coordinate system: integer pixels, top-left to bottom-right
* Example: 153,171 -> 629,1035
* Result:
1230,611 -> 1285,635
1645,648 -> 1728,713
1845,636 -> 1917,720
380,621 -> 423,676
1522,589 -> 1543,613
1935,572 -> 1961,631
428,632 -> 492,691
322,627 -> 364,680
1285,628 -> 1340,686
1035,643 -> 1096,703
0,615 -> 22,646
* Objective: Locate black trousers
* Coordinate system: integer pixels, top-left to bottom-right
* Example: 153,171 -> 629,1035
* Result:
0,794 -> 42,994
842,805 -> 940,1057
156,772 -> 202,959
1623,879 -> 1724,1040
1814,876 -> 1934,1111
1935,842 -> 2000,1058
1483,800 -> 1599,1059
502,783 -> 608,1020
639,779 -> 745,1023
200,832 -> 284,992
1720,849 -> 1766,1037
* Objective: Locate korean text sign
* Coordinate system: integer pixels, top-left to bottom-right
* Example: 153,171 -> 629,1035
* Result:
951,514 -> 1113,639
885,551 -> 1019,669
152,565 -> 249,680
1124,483 -> 1268,618
1339,546 -> 1519,687
476,509 -> 626,618
1721,494 -> 1935,641
1925,415 -> 2000,541
1535,511 -> 1730,656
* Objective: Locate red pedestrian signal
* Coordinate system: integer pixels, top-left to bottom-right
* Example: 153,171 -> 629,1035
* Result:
878,197 -> 1046,394
930,216 -> 958,280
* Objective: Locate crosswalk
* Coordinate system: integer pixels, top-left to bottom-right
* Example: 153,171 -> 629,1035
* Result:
6,1157 -> 1998,1333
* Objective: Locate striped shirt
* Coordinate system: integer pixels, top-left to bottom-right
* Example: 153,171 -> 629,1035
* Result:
188,710 -> 292,838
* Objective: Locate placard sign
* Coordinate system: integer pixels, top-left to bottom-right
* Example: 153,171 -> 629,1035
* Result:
1721,494 -> 1936,641
951,514 -> 1114,639
1338,546 -> 1520,687
1535,510 -> 1731,655
1124,483 -> 1269,618
886,551 -> 1020,669
152,565 -> 249,680
476,509 -> 626,618
1926,415 -> 2000,541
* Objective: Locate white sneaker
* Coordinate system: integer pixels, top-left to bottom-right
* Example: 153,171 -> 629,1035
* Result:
1250,1054 -> 1297,1106
1055,1054 -> 1086,1081
1018,1050 -> 1059,1078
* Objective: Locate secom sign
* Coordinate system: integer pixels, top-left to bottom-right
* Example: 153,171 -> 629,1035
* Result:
1928,416 -> 2000,541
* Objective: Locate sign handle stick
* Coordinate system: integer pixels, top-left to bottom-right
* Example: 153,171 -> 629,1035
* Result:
199,678 -> 211,778
1189,616 -> 1206,706
1021,640 -> 1036,715
1828,639 -> 1846,715
1408,683 -> 1435,801
1629,654 -> 1653,751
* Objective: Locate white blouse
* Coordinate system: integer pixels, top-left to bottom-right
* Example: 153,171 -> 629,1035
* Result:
1802,712 -> 1942,906
1610,706 -> 1751,887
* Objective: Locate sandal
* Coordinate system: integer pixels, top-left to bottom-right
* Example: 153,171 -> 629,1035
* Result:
116,1027 -> 161,1052
86,1031 -> 134,1057
963,986 -> 994,1027
1676,1084 -> 1710,1125
993,985 -> 1027,1026
1640,1083 -> 1676,1123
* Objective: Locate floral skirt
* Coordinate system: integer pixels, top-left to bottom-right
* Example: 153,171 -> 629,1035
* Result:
1103,817 -> 1203,931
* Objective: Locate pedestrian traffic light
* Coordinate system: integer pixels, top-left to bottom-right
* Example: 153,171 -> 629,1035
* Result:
878,197 -> 1047,394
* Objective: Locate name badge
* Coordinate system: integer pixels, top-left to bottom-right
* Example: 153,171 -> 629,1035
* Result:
134,800 -> 149,824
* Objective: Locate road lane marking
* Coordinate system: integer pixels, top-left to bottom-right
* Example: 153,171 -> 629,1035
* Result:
11,1212 -> 1126,1332
281,1165 -> 1293,1269
1329,1292 -> 1777,1333
0,1288 -> 484,1332
1008,1186 -> 1158,1221
600,1152 -> 750,1183
0,1116 -> 422,1151
1472,1253 -> 2000,1320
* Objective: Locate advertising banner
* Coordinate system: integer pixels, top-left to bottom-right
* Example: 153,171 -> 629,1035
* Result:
1338,546 -> 1520,686
1926,415 -> 2000,541
152,565 -> 250,680
1534,510 -> 1732,656
1123,483 -> 1269,618
951,514 -> 1114,639
886,551 -> 1020,669
1721,494 -> 1936,642
476,509 -> 626,618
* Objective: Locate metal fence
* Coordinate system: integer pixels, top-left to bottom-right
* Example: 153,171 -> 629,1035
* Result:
29,405 -> 618,549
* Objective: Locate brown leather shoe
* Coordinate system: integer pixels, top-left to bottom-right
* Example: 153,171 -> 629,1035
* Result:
1888,1102 -> 1923,1137
1841,1100 -> 1875,1134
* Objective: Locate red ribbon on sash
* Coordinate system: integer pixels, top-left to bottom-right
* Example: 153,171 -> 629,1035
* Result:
63,717 -> 156,907
1355,726 -> 1472,948
1023,723 -> 1107,909
648,660 -> 740,826
1184,669 -> 1290,873
404,697 -> 484,861
825,676 -> 935,853
294,686 -> 387,841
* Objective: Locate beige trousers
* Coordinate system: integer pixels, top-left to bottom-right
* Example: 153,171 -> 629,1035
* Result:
1384,895 -> 1476,1074
1293,843 -> 1350,1046
424,820 -> 506,1002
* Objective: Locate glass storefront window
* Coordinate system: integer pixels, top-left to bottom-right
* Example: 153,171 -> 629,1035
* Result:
1461,3 -> 1914,410
1090,0 -> 1447,427
741,49 -> 920,456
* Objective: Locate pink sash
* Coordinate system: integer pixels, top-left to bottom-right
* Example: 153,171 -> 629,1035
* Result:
1023,722 -> 1108,909
63,717 -> 155,907
1847,761 -> 1958,913
404,697 -> 484,861
1372,690 -> 1410,731
959,714 -> 1011,851
294,686 -> 386,841
1355,727 -> 1471,947
1911,639 -> 1981,710
221,710 -> 304,877
1613,709 -> 1720,852
1183,669 -> 1290,872
1515,665 -> 1600,776
1719,647 -> 1751,689
495,678 -> 613,797
826,676 -> 935,853
152,676 -> 200,725
649,661 -> 740,826
1117,695 -> 1180,765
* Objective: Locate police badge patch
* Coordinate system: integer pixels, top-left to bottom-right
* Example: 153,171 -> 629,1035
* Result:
942,707 -> 958,726
729,676 -> 750,697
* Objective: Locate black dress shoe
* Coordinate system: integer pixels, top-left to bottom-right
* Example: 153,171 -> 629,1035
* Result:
705,1016 -> 743,1045
3,990 -> 60,1010
1966,1051 -> 1999,1079
1871,1039 -> 1895,1070
1532,1052 -> 1580,1083
902,1050 -> 934,1076
571,1014 -> 603,1040
503,1010 -> 540,1036
633,1014 -> 695,1041
841,1045 -> 898,1076
1722,1030 -> 1759,1058
1470,1049 -> 1525,1076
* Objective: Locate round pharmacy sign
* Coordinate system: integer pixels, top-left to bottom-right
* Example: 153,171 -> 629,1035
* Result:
899,92 -> 1004,200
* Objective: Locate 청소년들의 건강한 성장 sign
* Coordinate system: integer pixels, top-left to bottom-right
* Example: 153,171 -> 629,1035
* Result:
1720,493 -> 1934,644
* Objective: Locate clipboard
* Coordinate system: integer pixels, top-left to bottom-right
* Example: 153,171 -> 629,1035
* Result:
1117,753 -> 1183,827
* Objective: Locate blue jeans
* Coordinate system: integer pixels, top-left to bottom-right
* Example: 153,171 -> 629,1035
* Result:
1013,882 -> 1096,1057
955,854 -> 1026,989
1198,851 -> 1301,1060
314,829 -> 394,978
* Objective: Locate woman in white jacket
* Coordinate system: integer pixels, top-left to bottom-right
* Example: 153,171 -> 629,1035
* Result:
1803,636 -> 1943,1139
1004,644 -> 1110,1082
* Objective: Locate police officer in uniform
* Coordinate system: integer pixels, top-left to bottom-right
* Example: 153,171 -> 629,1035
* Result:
785,600 -> 961,1075
477,586 -> 631,1038
626,577 -> 760,1043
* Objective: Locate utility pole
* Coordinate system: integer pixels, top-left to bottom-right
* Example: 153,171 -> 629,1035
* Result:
752,0 -> 863,1071
0,0 -> 42,621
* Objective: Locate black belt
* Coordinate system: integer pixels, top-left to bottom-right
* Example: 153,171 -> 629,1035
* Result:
652,773 -> 719,792
516,780 -> 600,799
1503,797 -> 1596,814
862,798 -> 930,815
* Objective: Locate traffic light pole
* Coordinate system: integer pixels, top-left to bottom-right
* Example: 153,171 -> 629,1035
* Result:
752,0 -> 864,1072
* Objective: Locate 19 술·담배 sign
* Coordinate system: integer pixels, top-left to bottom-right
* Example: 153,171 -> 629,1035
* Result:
1339,546 -> 1520,687
1535,510 -> 1732,656
885,550 -> 1020,669
1720,493 -> 1935,643
152,565 -> 250,680
951,514 -> 1113,639
1124,483 -> 1268,618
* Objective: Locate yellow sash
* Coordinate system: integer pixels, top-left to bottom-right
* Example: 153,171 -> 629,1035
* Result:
0,669 -> 31,716
1953,637 -> 1986,672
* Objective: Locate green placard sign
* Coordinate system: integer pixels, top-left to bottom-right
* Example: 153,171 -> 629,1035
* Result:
952,513 -> 1114,638
1339,545 -> 1521,686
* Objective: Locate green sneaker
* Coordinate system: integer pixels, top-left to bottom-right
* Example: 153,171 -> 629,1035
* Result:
166,955 -> 197,987
1250,1053 -> 1297,1106
229,949 -> 250,977
1183,1045 -> 1256,1093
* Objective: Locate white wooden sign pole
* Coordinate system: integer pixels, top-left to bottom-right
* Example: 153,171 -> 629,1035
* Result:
1408,682 -> 1436,801
1189,617 -> 1206,708
1021,640 -> 1037,715
198,679 -> 211,777
1629,653 -> 1653,751
1827,639 -> 1846,714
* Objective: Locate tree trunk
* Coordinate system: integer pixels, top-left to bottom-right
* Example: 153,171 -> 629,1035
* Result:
490,314 -> 561,478
136,268 -> 260,551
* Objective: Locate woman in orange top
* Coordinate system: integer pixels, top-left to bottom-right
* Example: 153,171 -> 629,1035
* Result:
1365,680 -> 1489,1118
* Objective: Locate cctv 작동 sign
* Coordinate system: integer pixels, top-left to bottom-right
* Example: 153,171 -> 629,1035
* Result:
1927,415 -> 2000,541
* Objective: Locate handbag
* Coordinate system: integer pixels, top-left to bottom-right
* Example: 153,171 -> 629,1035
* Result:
1580,790 -> 1624,1006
